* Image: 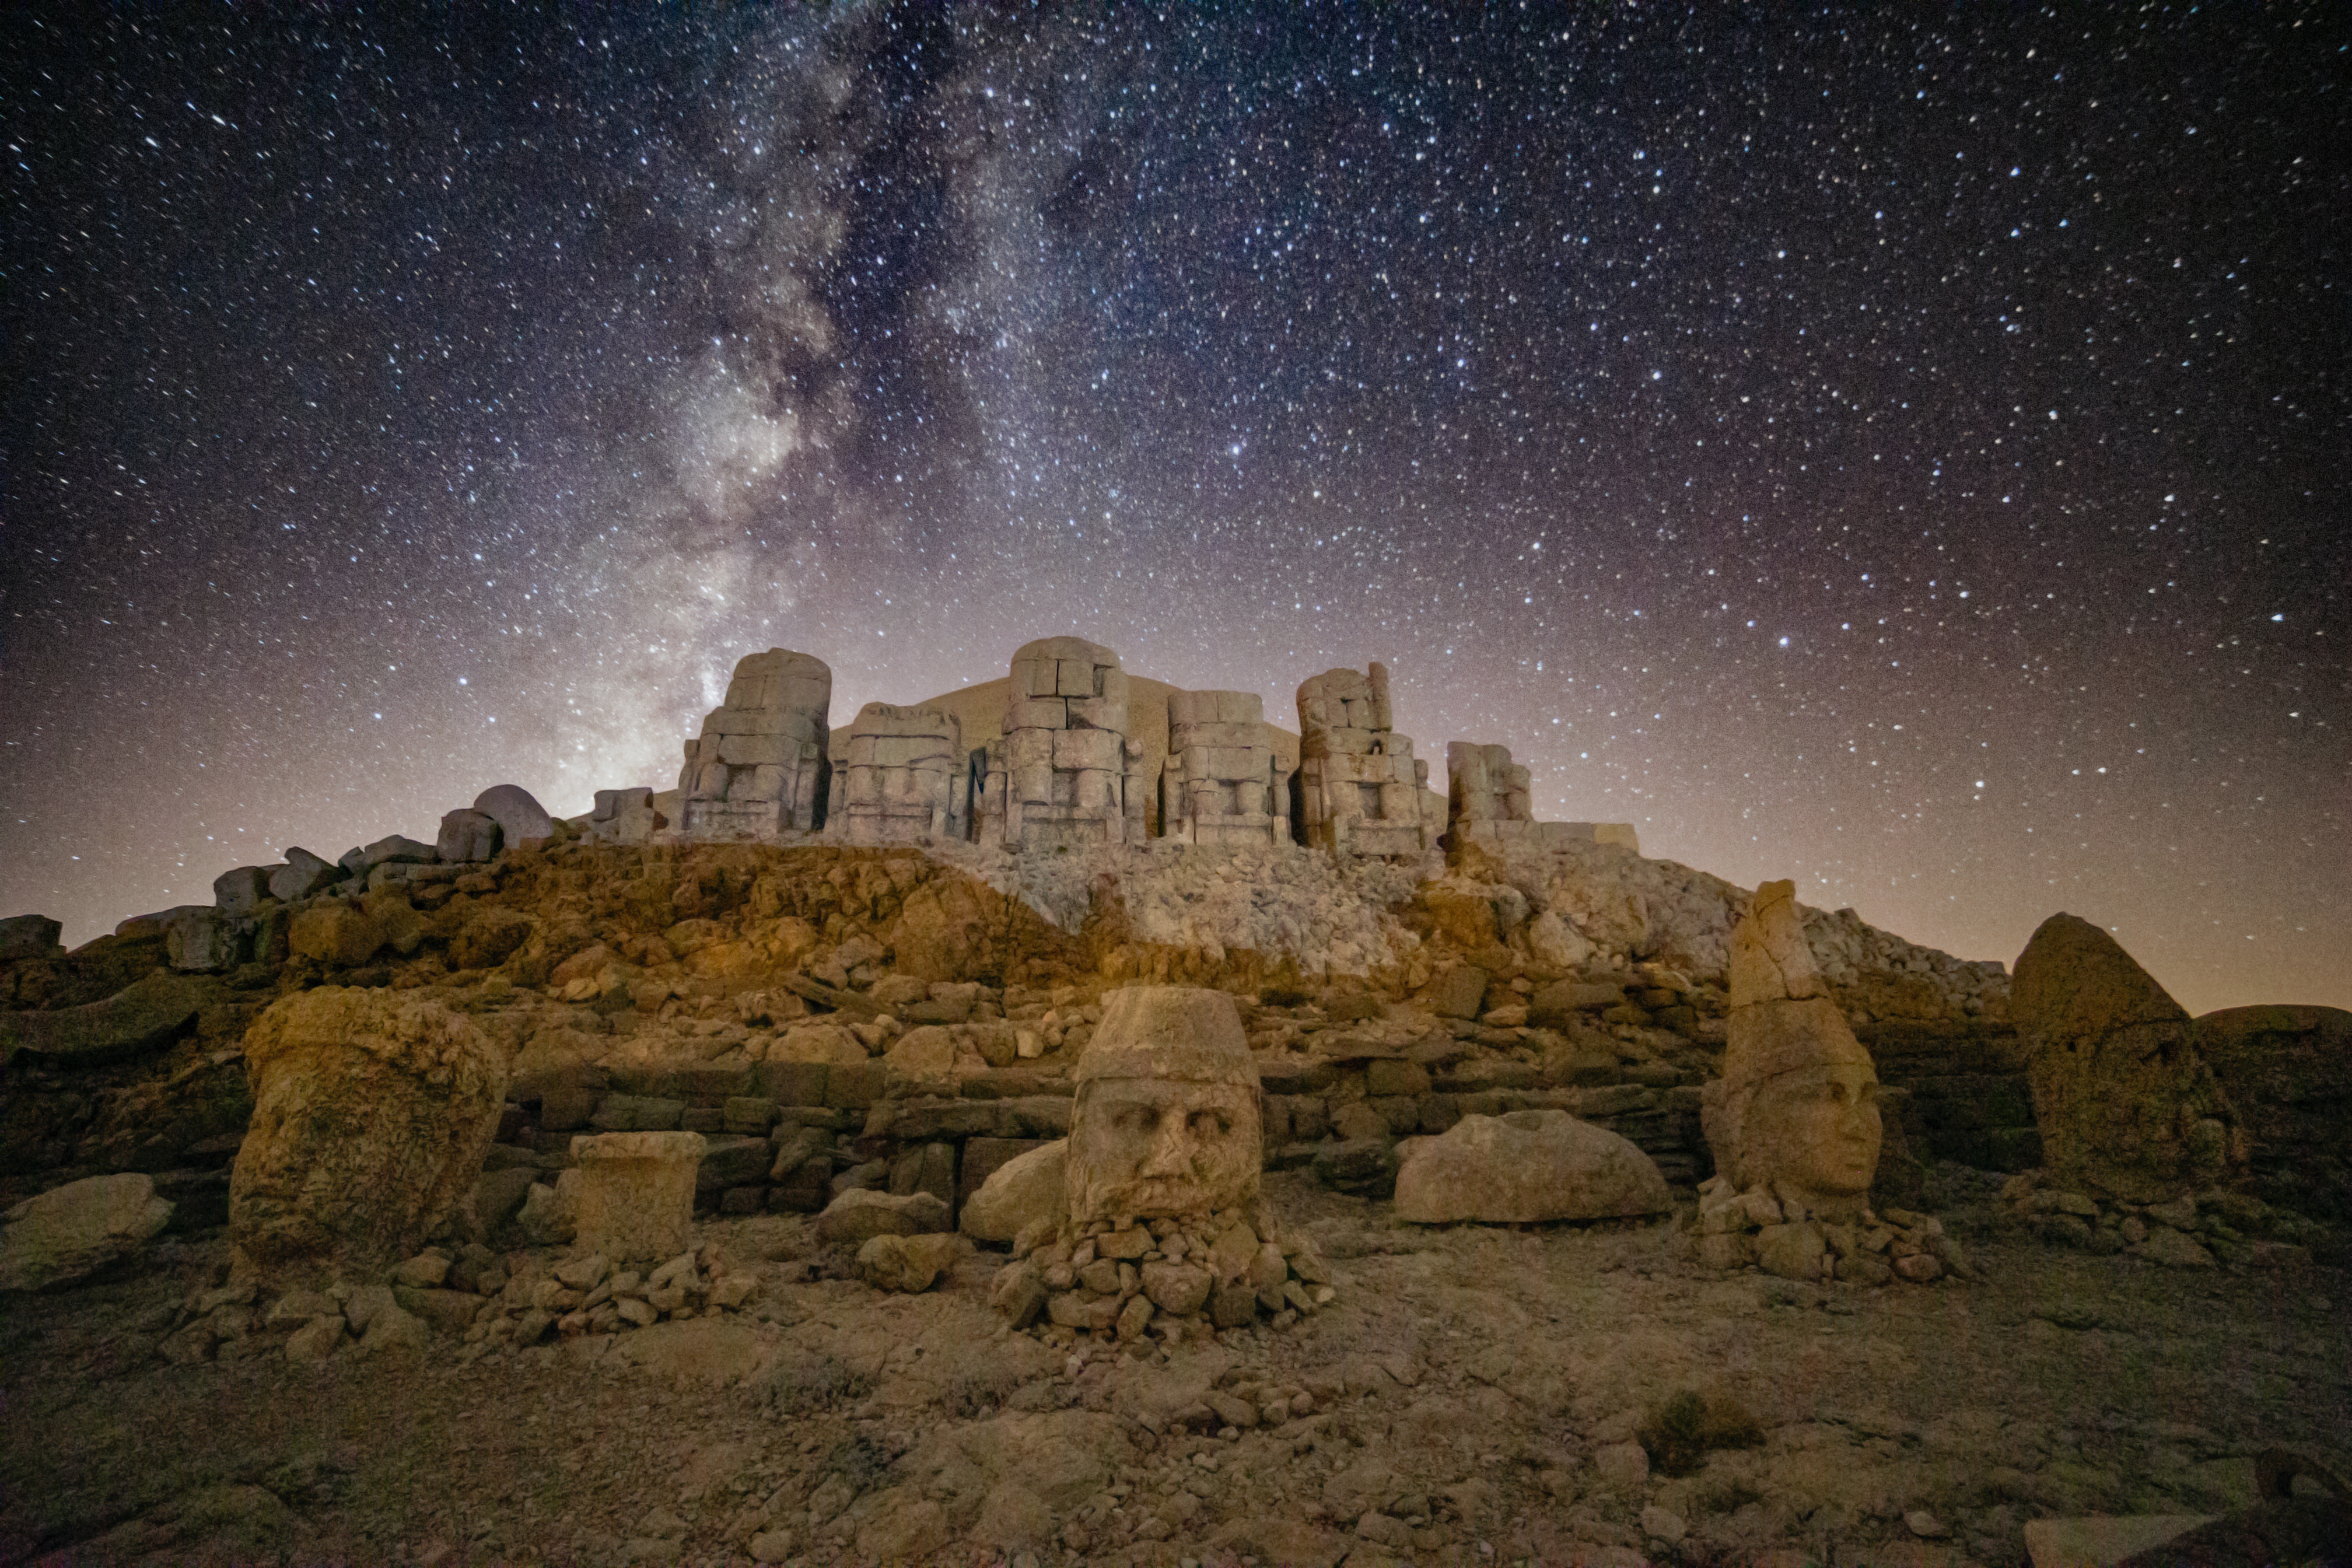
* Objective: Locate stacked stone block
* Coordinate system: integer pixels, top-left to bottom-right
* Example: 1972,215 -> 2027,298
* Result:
1294,662 -> 1434,858
1445,740 -> 1641,851
827,703 -> 968,845
1160,690 -> 1292,848
677,649 -> 831,839
976,638 -> 1146,850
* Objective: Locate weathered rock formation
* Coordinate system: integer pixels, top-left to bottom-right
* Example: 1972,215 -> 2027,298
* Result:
1294,663 -> 1436,859
977,638 -> 1147,850
679,648 -> 832,839
230,988 -> 507,1280
2194,1004 -> 2352,1223
1161,690 -> 1291,848
2011,913 -> 2245,1204
827,702 -> 968,845
1446,741 -> 1639,853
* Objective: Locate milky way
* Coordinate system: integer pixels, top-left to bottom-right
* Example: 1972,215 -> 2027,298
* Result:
4,6 -> 2344,1013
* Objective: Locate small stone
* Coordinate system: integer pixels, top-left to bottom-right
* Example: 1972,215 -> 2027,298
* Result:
1209,1280 -> 1258,1329
1097,1226 -> 1152,1260
2136,1226 -> 2218,1269
1892,1253 -> 1942,1283
1142,1261 -> 1212,1316
1640,1505 -> 1687,1545
1208,1221 -> 1260,1282
747,1530 -> 795,1564
284,1316 -> 345,1362
553,1252 -> 610,1290
1116,1293 -> 1155,1342
1905,1510 -> 1950,1539
615,1297 -> 657,1328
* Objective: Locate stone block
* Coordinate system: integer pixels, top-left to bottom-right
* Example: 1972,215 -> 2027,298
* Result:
435,811 -> 502,864
752,1060 -> 830,1108
568,1131 -> 706,1264
695,1134 -> 776,1194
591,1094 -> 685,1133
827,1062 -> 886,1110
1005,697 -> 1068,731
214,866 -> 276,916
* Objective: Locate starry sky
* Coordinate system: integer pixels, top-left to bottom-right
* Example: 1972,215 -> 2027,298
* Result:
4,6 -> 2344,1015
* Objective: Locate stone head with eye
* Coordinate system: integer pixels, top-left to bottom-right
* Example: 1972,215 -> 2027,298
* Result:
1067,986 -> 1262,1225
1712,1004 -> 1884,1222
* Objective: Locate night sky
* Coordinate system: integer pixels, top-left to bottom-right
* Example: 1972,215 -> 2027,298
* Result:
4,7 -> 2344,1016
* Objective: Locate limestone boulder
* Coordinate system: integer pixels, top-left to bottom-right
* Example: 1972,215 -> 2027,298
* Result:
230,988 -> 507,1280
570,1131 -> 705,1263
961,1140 -> 1068,1242
856,1231 -> 962,1293
0,1174 -> 175,1291
289,902 -> 383,968
270,847 -> 343,902
472,784 -> 555,847
436,809 -> 502,863
166,908 -> 242,973
2012,914 -> 2243,1203
0,971 -> 219,1066
213,866 -> 276,916
814,1188 -> 950,1248
1393,1110 -> 1671,1224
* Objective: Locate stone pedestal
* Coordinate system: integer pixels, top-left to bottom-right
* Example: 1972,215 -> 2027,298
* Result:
569,1132 -> 706,1263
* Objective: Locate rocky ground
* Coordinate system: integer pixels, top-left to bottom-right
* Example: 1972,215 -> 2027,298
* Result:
6,1166 -> 2345,1568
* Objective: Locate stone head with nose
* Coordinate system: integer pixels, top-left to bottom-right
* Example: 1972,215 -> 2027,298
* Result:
1067,986 -> 1262,1225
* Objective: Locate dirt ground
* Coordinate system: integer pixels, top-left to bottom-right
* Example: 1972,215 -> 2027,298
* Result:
5,1168 -> 2346,1568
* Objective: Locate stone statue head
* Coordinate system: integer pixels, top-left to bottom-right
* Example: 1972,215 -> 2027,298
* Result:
1703,879 -> 1884,1220
1067,986 -> 1262,1224
1712,1000 -> 1884,1219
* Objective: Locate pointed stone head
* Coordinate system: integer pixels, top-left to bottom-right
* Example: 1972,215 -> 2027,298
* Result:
1067,986 -> 1262,1224
1703,880 -> 1883,1219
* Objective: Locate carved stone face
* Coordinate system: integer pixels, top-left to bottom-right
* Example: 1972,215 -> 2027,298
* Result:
1748,1060 -> 1882,1218
1068,1076 -> 1260,1224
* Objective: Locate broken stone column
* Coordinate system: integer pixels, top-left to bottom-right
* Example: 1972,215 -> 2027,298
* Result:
678,649 -> 832,839
827,702 -> 968,844
2011,913 -> 2245,1203
1701,880 -> 1883,1224
1447,741 -> 1533,844
1160,690 -> 1291,848
1294,663 -> 1435,858
569,1131 -> 707,1264
976,638 -> 1146,850
1445,741 -> 1640,852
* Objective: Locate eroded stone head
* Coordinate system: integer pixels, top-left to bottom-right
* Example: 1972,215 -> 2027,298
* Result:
1067,986 -> 1261,1224
1702,881 -> 1883,1221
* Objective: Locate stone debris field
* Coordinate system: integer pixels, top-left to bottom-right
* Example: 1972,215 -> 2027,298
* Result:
1,638 -> 2346,1567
